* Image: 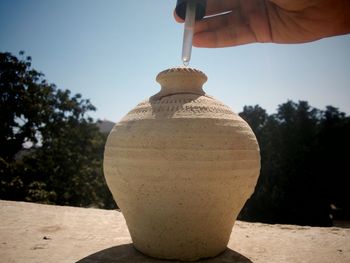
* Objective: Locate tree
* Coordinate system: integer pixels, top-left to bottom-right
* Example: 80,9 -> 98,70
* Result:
239,105 -> 268,138
0,52 -> 116,208
318,106 -> 350,221
275,101 -> 331,226
239,105 -> 285,223
239,101 -> 337,226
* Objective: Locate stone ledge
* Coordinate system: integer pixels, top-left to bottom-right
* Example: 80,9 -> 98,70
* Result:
0,200 -> 349,263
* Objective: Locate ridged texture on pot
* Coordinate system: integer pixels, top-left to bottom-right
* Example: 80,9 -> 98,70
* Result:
104,67 -> 260,261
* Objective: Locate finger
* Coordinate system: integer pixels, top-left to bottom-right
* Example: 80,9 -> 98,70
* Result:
194,12 -> 233,35
268,0 -> 318,11
193,26 -> 258,47
174,9 -> 184,23
205,0 -> 240,16
193,1 -> 272,47
240,0 -> 272,42
193,11 -> 258,47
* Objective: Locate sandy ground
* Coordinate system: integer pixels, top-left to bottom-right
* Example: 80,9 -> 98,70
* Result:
0,200 -> 349,263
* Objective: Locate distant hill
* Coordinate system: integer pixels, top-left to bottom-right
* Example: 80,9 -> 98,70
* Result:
96,120 -> 115,134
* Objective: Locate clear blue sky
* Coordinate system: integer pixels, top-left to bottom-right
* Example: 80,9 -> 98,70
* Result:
1,0 -> 350,122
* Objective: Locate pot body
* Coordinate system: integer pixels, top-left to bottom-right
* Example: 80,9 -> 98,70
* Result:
104,68 -> 260,261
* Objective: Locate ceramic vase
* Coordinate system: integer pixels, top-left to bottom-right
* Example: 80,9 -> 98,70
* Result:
104,67 -> 260,261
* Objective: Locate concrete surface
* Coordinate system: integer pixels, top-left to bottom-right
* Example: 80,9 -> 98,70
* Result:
0,200 -> 349,263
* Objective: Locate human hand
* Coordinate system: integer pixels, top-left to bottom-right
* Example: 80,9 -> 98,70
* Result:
175,0 -> 350,47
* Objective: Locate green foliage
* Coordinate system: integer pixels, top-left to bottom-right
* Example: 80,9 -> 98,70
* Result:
0,52 -> 116,209
239,101 -> 350,226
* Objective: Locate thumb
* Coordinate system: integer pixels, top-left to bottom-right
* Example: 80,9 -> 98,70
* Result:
174,9 -> 184,23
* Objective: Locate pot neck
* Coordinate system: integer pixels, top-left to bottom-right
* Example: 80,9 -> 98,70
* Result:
154,67 -> 207,99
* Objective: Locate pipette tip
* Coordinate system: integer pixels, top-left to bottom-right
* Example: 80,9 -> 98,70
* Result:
182,59 -> 189,67
181,0 -> 196,68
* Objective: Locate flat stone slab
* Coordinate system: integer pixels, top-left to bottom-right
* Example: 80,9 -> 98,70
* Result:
0,200 -> 349,262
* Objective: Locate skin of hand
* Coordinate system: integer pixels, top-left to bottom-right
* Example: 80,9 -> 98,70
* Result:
174,0 -> 350,48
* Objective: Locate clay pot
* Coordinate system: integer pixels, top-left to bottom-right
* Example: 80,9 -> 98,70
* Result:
104,67 -> 260,261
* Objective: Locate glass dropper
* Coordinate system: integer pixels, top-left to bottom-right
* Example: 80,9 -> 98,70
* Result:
182,0 -> 196,66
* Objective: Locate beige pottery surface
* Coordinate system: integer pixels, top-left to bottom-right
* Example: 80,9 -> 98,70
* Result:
104,67 -> 260,261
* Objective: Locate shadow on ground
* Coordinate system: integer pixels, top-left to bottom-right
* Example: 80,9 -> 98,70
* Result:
76,243 -> 253,263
